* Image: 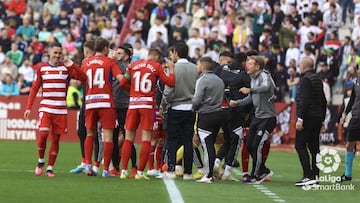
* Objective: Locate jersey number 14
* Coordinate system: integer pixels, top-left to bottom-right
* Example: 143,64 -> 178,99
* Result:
86,68 -> 105,89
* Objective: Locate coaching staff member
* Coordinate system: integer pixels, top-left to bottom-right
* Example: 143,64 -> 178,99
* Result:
294,57 -> 327,187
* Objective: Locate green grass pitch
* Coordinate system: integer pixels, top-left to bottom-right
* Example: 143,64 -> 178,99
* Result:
0,141 -> 359,203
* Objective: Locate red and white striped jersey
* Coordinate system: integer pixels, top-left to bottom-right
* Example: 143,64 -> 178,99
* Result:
81,55 -> 122,110
26,62 -> 86,114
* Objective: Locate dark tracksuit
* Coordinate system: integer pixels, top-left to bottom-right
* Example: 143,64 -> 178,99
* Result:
216,64 -> 252,167
344,79 -> 360,141
295,70 -> 327,179
193,71 -> 224,178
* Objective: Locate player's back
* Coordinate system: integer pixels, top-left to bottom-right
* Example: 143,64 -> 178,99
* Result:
127,59 -> 163,109
82,55 -> 119,110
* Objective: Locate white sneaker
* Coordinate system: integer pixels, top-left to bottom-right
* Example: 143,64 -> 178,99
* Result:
147,169 -> 160,177
196,175 -> 213,183
183,174 -> 194,180
163,171 -> 176,179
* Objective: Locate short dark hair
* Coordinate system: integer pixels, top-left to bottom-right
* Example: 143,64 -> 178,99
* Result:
94,37 -> 109,52
174,43 -> 189,58
199,57 -> 214,71
148,48 -> 162,58
122,43 -> 133,55
219,51 -> 234,58
48,42 -> 62,49
83,40 -> 95,51
118,45 -> 131,56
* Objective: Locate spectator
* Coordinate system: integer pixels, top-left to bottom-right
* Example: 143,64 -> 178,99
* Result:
56,8 -> 71,31
97,0 -> 111,17
115,0 -> 130,18
130,9 -> 151,42
0,73 -> 19,97
187,28 -> 205,58
150,32 -> 168,57
52,26 -> 66,44
0,28 -> 12,53
273,63 -> 288,102
144,0 -> 157,20
336,36 -> 353,93
170,3 -> 189,28
61,0 -> 76,15
232,16 -> 252,54
101,19 -> 117,43
25,46 -> 41,65
305,2 -> 323,27
279,17 -> 297,51
63,33 -> 77,56
15,35 -> 28,54
170,30 -> 185,46
211,16 -> 227,44
38,8 -> 56,32
0,56 -> 18,81
18,58 -> 34,83
17,73 -> 32,95
287,65 -> 300,102
87,21 -> 101,39
150,0 -> 170,26
0,45 -> 5,64
4,0 -> 26,16
198,17 -> 211,42
171,15 -> 188,41
285,40 -> 300,68
288,4 -> 302,29
190,2 -> 206,29
132,40 -> 148,62
6,43 -> 23,66
298,17 -> 322,52
27,0 -> 43,21
147,17 -> 168,48
5,9 -> 22,29
16,18 -> 36,41
30,35 -> 45,55
78,0 -> 95,16
124,30 -> 146,48
323,3 -> 341,42
271,1 -> 285,44
43,0 -> 60,17
247,3 -> 271,50
70,6 -> 89,40
110,9 -> 124,34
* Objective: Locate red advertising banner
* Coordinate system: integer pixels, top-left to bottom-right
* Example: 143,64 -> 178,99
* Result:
0,96 -> 79,142
1,96 -> 343,144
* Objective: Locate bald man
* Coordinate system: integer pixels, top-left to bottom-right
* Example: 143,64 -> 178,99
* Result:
294,57 -> 327,187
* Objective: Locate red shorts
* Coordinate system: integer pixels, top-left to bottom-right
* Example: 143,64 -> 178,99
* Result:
153,114 -> 166,138
125,108 -> 155,131
85,108 -> 117,130
38,112 -> 67,134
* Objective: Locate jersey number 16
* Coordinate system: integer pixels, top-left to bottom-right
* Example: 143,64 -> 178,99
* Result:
133,71 -> 152,93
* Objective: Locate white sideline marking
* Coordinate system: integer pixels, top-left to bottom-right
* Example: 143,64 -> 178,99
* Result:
254,185 -> 286,203
162,178 -> 185,203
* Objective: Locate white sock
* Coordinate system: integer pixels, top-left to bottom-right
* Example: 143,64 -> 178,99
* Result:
137,170 -> 144,175
46,166 -> 53,171
80,162 -> 86,167
92,166 -> 99,173
214,158 -> 221,169
121,169 -> 127,174
175,165 -> 183,170
38,158 -> 45,163
224,165 -> 232,177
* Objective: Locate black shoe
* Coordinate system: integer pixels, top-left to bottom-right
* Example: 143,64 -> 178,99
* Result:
232,160 -> 240,168
255,170 -> 274,184
294,177 -> 318,186
243,175 -> 257,184
37,162 -> 45,167
337,174 -> 352,183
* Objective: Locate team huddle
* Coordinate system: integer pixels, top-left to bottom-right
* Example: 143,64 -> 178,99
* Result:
24,37 -> 277,184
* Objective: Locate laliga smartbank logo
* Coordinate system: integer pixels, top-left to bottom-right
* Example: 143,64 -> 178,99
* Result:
302,148 -> 355,191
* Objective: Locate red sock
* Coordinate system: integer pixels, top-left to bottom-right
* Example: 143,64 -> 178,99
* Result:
81,157 -> 86,164
155,145 -> 163,170
148,145 -> 156,170
94,161 -> 100,167
84,136 -> 94,165
37,131 -> 49,160
262,139 -> 271,164
241,139 -> 249,174
48,134 -> 60,167
121,140 -> 133,171
103,142 -> 113,171
138,141 -> 151,171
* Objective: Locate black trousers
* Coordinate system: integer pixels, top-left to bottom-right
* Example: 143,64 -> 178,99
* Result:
216,108 -> 244,166
78,104 -> 102,162
197,112 -> 222,178
247,117 -> 276,177
112,108 -> 128,170
295,117 -> 322,179
166,109 -> 195,174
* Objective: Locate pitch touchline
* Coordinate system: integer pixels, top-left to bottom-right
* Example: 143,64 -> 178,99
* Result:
162,178 -> 185,203
253,185 -> 286,203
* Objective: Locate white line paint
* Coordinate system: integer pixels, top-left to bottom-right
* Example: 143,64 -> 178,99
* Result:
253,185 -> 286,203
162,178 -> 185,203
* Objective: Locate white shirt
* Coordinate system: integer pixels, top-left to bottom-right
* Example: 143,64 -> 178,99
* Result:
298,25 -> 322,52
18,65 -> 35,82
187,37 -> 205,58
285,47 -> 300,67
147,24 -> 168,48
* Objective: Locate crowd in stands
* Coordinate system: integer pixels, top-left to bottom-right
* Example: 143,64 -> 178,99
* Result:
0,0 -> 359,106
